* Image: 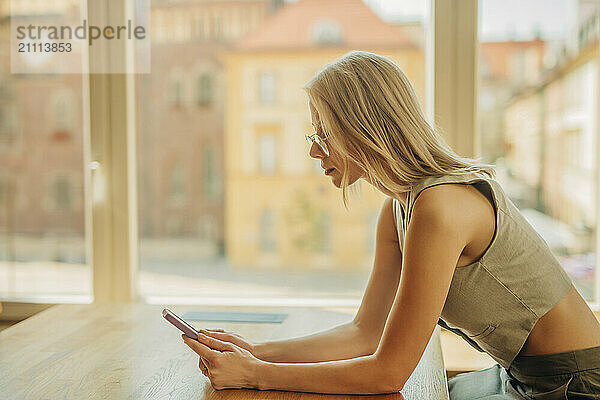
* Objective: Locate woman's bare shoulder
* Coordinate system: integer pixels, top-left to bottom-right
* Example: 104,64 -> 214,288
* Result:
412,183 -> 494,239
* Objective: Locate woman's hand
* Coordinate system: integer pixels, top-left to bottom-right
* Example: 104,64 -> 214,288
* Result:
197,328 -> 256,354
182,332 -> 261,390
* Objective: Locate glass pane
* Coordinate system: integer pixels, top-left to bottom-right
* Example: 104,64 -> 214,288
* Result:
259,135 -> 276,174
0,0 -> 90,300
136,0 -> 429,302
478,0 -> 599,302
259,72 -> 275,104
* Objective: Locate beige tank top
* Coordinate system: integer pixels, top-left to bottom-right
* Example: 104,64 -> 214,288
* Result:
392,172 -> 573,369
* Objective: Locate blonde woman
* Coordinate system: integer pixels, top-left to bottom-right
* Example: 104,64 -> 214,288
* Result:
183,51 -> 600,398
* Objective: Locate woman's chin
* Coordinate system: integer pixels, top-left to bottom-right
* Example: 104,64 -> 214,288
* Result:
330,175 -> 342,188
329,174 -> 360,189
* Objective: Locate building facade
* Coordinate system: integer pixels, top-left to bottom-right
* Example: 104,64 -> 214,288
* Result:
223,0 -> 425,269
502,9 -> 599,286
136,0 -> 278,258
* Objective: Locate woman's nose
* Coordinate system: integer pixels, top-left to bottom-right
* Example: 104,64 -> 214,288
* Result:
309,142 -> 326,159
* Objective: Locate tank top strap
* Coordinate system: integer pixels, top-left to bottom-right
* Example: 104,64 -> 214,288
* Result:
391,198 -> 407,252
406,172 -> 496,224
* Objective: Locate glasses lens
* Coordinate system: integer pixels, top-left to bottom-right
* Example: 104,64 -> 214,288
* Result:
305,134 -> 313,146
306,134 -> 329,156
315,135 -> 329,156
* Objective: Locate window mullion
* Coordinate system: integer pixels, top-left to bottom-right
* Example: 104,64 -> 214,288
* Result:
86,0 -> 139,302
432,0 -> 478,157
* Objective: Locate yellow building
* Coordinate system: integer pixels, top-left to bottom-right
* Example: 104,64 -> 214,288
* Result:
223,0 -> 425,270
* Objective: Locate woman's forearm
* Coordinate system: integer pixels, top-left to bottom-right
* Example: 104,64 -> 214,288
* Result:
252,321 -> 376,363
254,354 -> 400,394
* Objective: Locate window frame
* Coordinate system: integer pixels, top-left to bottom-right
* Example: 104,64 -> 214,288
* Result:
46,0 -> 600,308
85,0 -> 139,302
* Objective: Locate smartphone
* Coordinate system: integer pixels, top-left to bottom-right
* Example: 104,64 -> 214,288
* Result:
162,308 -> 199,340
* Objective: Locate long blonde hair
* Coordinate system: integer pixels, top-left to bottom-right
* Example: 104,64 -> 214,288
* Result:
303,51 -> 494,205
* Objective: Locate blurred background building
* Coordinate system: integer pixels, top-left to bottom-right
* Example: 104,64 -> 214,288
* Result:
0,0 -> 85,266
222,0 -> 424,269
478,0 -> 599,299
0,0 -> 598,303
136,0 -> 280,261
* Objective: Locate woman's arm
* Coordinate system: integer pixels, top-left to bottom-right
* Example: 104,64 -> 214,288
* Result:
256,354 -> 394,394
254,186 -> 474,393
185,186 -> 477,394
253,321 -> 371,363
187,334 -> 396,394
253,198 -> 402,363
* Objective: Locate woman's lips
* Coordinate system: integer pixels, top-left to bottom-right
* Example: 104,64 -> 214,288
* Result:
325,168 -> 335,175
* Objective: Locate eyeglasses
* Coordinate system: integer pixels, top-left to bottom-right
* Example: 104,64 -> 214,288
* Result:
305,126 -> 329,156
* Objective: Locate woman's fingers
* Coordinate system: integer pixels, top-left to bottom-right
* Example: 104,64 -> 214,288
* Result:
199,357 -> 209,376
200,328 -> 225,333
197,332 -> 236,352
200,330 -> 228,340
200,329 -> 240,343
198,330 -> 236,345
198,329 -> 253,353
182,334 -> 219,360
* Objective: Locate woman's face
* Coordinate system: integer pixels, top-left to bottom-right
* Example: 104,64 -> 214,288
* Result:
308,102 -> 364,188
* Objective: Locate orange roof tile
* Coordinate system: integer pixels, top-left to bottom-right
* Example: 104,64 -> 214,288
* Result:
480,39 -> 546,81
234,0 -> 418,51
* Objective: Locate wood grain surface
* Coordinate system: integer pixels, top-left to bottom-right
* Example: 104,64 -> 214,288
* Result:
0,303 -> 449,399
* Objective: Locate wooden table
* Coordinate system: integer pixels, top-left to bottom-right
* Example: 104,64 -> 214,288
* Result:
0,304 -> 449,399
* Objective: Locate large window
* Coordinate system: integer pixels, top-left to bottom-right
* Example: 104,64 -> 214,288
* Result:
9,1 -> 591,309
135,0 -> 429,303
0,0 -> 90,301
478,0 -> 599,302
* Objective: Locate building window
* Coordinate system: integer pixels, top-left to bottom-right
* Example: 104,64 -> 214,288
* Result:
260,210 -> 276,252
170,75 -> 184,106
199,215 -> 216,243
0,180 -> 7,208
0,106 -> 18,146
310,19 -> 344,46
212,14 -> 223,40
564,130 -> 582,170
196,73 -> 213,106
509,51 -> 526,86
166,215 -> 184,237
168,164 -> 186,207
51,176 -> 73,212
193,17 -> 204,40
0,179 -> 16,214
54,97 -> 70,129
203,147 -> 218,201
50,91 -> 74,140
258,135 -> 276,174
259,72 -> 275,104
